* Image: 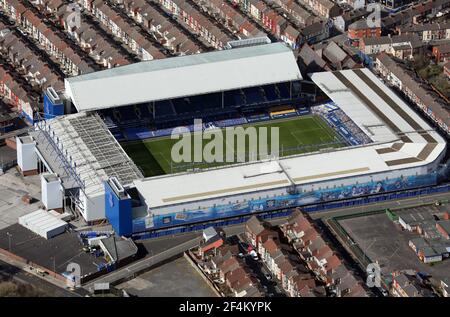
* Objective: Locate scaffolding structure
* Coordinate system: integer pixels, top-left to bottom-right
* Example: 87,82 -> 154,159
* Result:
34,112 -> 142,199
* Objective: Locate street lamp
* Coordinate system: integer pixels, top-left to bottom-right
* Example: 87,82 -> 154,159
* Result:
50,256 -> 56,277
6,232 -> 12,251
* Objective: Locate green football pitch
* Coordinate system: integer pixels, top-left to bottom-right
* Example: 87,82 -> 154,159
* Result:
121,115 -> 345,177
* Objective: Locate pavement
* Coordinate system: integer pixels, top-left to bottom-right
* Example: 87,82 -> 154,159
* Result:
230,234 -> 286,297
83,233 -> 203,291
0,255 -> 80,297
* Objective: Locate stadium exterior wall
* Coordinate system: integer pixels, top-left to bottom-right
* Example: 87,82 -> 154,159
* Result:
79,191 -> 105,222
133,184 -> 450,240
105,179 -> 133,236
131,162 -> 441,233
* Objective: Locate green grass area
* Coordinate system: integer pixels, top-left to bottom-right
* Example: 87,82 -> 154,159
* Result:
122,115 -> 344,177
411,54 -> 450,99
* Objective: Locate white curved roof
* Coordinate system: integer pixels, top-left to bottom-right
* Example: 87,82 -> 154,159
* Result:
65,43 -> 302,112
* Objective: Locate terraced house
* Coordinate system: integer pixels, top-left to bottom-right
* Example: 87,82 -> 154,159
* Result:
157,0 -> 234,49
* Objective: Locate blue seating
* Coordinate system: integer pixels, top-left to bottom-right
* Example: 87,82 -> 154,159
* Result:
263,85 -> 278,101
194,92 -> 222,110
155,100 -> 176,117
277,83 -> 290,99
139,104 -> 152,118
119,107 -> 136,121
243,87 -> 264,105
172,98 -> 191,114
98,81 -> 308,142
224,90 -> 245,107
223,91 -> 236,107
214,117 -> 247,127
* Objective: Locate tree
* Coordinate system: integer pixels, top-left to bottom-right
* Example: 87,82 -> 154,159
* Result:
0,281 -> 46,297
413,54 -> 430,71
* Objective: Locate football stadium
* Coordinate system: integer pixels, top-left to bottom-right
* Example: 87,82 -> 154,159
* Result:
15,40 -> 449,238
122,115 -> 344,176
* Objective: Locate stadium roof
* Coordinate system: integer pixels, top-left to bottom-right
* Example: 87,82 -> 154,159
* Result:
32,112 -> 143,197
133,68 -> 446,209
65,43 -> 302,112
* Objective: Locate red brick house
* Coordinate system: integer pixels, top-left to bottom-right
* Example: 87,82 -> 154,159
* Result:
218,256 -> 240,282
436,221 -> 450,239
444,62 -> 450,79
199,236 -> 224,257
347,20 -> 381,47
245,216 -> 277,250
432,43 -> 450,63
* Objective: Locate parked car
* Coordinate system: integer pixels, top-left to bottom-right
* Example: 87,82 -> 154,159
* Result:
378,287 -> 389,297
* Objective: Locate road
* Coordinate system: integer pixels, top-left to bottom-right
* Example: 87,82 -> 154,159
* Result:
0,259 -> 81,297
229,235 -> 285,297
83,234 -> 203,291
308,190 -> 450,220
83,217 -> 289,290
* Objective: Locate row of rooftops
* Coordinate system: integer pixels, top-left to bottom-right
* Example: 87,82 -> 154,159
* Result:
296,0 -> 340,16
155,0 -> 234,48
265,0 -> 318,26
0,21 -> 64,92
2,0 -> 97,77
338,0 -> 448,33
54,6 -> 137,63
410,236 -> 449,260
218,0 -> 328,45
393,206 -> 450,264
0,64 -> 40,108
65,19 -> 132,65
243,212 -> 368,296
298,40 -> 362,76
196,0 -> 266,37
280,210 -> 368,296
361,34 -> 423,49
121,0 -> 203,54
393,271 -> 435,297
375,53 -> 450,132
243,216 -> 328,297
398,21 -> 450,34
208,243 -> 264,297
381,0 -> 450,29
259,231 -> 328,297
89,0 -> 166,60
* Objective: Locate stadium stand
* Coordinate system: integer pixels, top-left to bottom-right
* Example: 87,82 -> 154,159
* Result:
311,103 -> 373,146
97,79 -> 305,134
